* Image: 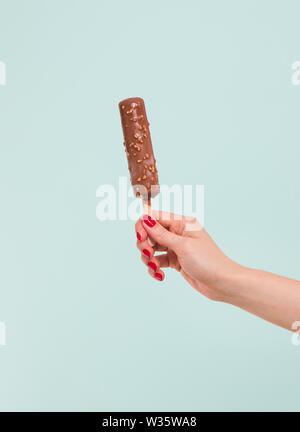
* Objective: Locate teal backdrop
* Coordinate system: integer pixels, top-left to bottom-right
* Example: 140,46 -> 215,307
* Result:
0,0 -> 300,411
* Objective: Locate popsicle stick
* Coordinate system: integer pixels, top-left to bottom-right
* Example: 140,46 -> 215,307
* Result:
143,199 -> 151,215
143,199 -> 156,247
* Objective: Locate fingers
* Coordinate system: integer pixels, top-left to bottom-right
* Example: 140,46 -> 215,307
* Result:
146,210 -> 186,235
141,252 -> 169,270
136,239 -> 155,260
141,255 -> 165,281
148,268 -> 165,282
135,211 -> 185,282
136,220 -> 165,282
135,209 -> 189,245
135,218 -> 147,242
136,237 -> 169,263
154,253 -> 170,268
147,210 -> 203,237
141,215 -> 181,251
136,211 -> 201,243
144,253 -> 168,281
135,217 -> 156,248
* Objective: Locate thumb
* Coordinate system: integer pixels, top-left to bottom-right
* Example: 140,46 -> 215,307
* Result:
142,215 -> 181,250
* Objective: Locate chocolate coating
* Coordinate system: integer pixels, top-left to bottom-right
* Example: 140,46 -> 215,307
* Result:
119,97 -> 159,200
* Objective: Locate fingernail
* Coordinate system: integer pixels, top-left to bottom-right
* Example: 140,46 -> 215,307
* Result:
136,232 -> 142,241
155,272 -> 163,281
143,215 -> 156,228
143,249 -> 151,258
148,261 -> 157,272
148,215 -> 156,224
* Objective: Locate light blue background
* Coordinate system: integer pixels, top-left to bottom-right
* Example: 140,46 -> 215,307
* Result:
0,0 -> 300,411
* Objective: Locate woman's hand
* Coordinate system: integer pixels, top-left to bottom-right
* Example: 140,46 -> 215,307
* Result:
135,211 -> 239,302
135,210 -> 300,331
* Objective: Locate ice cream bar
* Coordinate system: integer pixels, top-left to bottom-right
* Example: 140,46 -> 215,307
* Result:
119,97 -> 159,201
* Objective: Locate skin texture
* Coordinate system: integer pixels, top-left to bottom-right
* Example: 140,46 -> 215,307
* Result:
135,210 -> 300,331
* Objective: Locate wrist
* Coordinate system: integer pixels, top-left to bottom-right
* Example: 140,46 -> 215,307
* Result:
215,259 -> 248,304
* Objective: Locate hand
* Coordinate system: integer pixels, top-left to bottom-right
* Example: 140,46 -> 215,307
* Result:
135,211 -> 239,302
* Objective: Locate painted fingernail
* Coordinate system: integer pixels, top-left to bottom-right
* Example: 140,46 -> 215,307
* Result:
148,261 -> 157,272
143,249 -> 151,258
142,215 -> 156,228
155,272 -> 163,281
136,232 -> 142,241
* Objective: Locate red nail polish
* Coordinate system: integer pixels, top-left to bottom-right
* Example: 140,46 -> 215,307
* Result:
143,215 -> 156,228
148,216 -> 156,225
155,272 -> 163,281
148,261 -> 157,271
143,249 -> 151,258
144,219 -> 153,228
136,232 -> 142,241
